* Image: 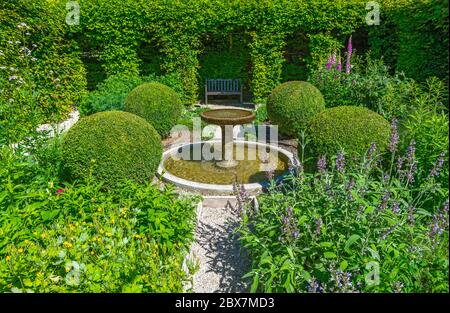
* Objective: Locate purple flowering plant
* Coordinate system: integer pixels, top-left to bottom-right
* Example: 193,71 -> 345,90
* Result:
238,129 -> 448,292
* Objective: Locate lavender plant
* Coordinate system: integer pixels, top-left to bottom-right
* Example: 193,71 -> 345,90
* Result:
238,132 -> 449,293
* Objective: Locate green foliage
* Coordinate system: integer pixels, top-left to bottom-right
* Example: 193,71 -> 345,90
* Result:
79,75 -> 143,115
198,38 -> 250,98
62,111 -> 162,187
254,104 -> 268,125
401,77 -> 449,186
267,81 -> 325,137
71,0 -> 367,102
368,0 -> 449,83
79,73 -> 184,116
0,145 -> 199,292
309,56 -> 416,120
308,106 -> 390,158
0,1 -> 86,144
124,82 -> 183,138
238,141 -> 449,293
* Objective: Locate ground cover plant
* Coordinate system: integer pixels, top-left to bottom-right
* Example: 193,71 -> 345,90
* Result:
0,141 -> 199,292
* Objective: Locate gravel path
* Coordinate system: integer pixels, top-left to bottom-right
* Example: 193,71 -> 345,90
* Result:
190,198 -> 251,293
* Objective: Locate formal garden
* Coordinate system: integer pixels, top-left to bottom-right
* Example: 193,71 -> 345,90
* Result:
0,0 -> 448,293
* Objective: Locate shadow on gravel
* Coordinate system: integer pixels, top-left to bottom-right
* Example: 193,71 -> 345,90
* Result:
194,202 -> 251,293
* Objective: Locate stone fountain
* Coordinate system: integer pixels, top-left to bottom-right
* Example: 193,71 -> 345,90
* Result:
157,108 -> 294,193
200,108 -> 255,168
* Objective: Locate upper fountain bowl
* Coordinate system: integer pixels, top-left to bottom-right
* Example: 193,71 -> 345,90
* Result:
200,108 -> 255,126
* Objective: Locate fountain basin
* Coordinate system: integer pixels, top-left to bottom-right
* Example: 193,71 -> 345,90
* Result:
200,108 -> 255,126
157,140 -> 295,193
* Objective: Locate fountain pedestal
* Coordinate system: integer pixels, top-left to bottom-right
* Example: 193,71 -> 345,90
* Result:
216,125 -> 238,168
200,108 -> 256,169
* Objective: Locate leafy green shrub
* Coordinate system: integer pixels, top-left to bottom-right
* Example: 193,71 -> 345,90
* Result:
309,56 -> 416,120
0,146 -> 199,292
368,0 -> 449,83
62,111 -> 162,187
0,12 -> 86,145
267,81 -> 325,137
79,75 -> 143,115
401,77 -> 449,187
125,82 -> 183,137
237,135 -> 449,293
308,106 -> 390,158
79,73 -> 185,116
254,104 -> 268,124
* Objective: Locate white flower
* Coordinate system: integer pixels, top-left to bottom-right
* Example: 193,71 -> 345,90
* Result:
17,22 -> 28,29
0,66 -> 6,70
8,75 -> 18,81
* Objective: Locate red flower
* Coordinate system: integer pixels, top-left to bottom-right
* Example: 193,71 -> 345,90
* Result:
56,189 -> 64,194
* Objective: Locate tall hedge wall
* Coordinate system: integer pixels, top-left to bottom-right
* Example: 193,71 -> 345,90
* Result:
2,0 -> 447,113
73,0 -> 367,102
368,0 -> 449,83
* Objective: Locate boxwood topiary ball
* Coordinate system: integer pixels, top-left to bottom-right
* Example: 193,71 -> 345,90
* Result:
267,81 -> 325,137
307,106 -> 391,158
124,82 -> 182,138
62,111 -> 162,186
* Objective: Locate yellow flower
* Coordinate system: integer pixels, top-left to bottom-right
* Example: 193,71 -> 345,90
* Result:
63,241 -> 73,249
111,219 -> 115,224
6,255 -> 11,262
18,248 -> 24,253
41,233 -> 47,239
49,181 -> 54,188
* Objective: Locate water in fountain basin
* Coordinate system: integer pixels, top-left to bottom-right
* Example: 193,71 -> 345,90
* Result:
163,142 -> 289,185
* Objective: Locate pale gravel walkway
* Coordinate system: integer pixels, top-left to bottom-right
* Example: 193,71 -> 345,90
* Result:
191,199 -> 251,293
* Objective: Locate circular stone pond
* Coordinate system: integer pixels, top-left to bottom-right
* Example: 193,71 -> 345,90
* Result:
157,140 -> 295,192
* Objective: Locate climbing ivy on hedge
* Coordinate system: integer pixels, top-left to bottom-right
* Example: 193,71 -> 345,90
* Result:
73,0 -> 367,102
3,0 -> 445,109
0,0 -> 87,143
368,0 -> 449,83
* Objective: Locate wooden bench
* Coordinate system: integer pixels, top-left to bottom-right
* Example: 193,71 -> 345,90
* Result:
205,79 -> 243,105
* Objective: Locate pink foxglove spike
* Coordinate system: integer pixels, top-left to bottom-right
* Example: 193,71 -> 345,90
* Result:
346,35 -> 353,74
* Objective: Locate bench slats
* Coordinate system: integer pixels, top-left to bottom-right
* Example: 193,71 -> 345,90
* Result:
205,78 -> 243,104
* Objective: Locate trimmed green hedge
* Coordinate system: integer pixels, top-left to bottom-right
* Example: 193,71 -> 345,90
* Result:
307,106 -> 390,158
124,82 -> 183,138
62,111 -> 162,187
368,0 -> 449,83
267,81 -> 325,137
